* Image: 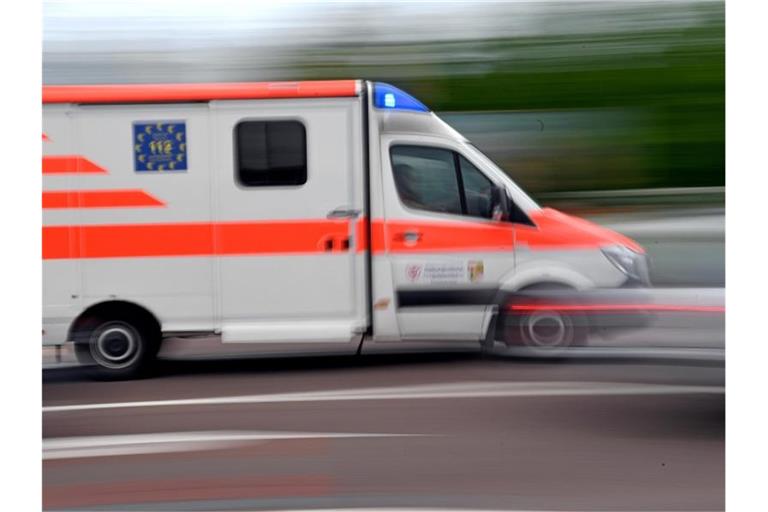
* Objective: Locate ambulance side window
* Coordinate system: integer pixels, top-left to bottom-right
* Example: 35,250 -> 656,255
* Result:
391,145 -> 495,219
459,156 -> 494,219
236,120 -> 307,186
390,145 -> 462,215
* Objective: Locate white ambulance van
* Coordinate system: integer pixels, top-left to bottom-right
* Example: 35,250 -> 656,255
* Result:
42,80 -> 650,378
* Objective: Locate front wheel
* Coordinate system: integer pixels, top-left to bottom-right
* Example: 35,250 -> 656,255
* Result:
74,317 -> 157,379
503,308 -> 587,356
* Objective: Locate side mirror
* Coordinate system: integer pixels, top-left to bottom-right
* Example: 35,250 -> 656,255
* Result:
490,185 -> 511,221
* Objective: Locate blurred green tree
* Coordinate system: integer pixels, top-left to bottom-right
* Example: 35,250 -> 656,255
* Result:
293,2 -> 724,193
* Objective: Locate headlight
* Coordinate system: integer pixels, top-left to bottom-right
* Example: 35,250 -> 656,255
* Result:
601,245 -> 643,280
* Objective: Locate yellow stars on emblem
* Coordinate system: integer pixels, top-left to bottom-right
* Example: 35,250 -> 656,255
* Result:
133,123 -> 186,171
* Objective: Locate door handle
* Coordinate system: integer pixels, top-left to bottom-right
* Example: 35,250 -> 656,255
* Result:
327,207 -> 361,219
394,230 -> 422,245
320,234 -> 351,252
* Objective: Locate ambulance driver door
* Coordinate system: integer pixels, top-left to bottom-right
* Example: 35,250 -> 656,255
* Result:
381,138 -> 516,341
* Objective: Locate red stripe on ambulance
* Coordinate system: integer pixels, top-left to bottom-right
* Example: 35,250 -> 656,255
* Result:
42,190 -> 165,209
42,156 -> 108,174
43,80 -> 359,105
42,217 -> 630,260
43,220 -> 352,260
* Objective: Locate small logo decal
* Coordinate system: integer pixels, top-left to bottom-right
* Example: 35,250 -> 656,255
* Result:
406,264 -> 423,282
468,260 -> 484,282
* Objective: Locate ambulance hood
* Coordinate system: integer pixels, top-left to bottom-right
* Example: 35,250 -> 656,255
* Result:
524,208 -> 644,253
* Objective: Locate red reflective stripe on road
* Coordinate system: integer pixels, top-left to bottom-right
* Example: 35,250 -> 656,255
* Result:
43,475 -> 332,509
42,156 -> 108,174
43,190 -> 165,209
43,80 -> 359,104
507,304 -> 725,313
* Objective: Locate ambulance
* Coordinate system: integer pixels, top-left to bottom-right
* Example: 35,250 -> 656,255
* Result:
42,80 -> 650,378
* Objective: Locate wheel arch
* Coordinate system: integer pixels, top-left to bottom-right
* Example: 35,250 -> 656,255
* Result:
500,264 -> 594,293
490,279 -> 591,347
68,300 -> 162,343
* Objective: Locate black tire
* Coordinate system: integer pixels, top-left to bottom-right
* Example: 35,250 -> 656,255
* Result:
74,315 -> 158,380
503,308 -> 587,356
502,283 -> 588,356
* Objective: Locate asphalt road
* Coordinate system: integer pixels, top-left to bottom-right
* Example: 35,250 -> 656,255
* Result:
43,351 -> 724,511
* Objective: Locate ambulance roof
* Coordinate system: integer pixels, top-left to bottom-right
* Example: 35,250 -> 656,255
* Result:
43,80 -> 361,104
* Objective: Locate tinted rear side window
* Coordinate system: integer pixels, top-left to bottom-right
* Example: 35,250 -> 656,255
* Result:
236,120 -> 307,186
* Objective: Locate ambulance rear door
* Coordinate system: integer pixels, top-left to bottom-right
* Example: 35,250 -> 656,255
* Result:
212,96 -> 368,350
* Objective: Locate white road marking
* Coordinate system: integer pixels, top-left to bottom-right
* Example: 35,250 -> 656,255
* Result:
42,345 -> 726,369
196,509 -> 723,512
43,380 -> 723,414
43,430 -> 420,460
499,347 -> 725,360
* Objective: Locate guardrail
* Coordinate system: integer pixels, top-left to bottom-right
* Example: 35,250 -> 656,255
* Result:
535,186 -> 724,211
536,186 -> 724,200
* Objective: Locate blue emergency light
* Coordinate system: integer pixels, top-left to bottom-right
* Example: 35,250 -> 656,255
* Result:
372,82 -> 429,113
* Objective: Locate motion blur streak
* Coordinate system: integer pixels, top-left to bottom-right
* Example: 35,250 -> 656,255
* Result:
507,304 -> 725,313
44,0 -> 724,197
43,380 -> 723,413
42,1 -> 724,511
44,430 -> 420,460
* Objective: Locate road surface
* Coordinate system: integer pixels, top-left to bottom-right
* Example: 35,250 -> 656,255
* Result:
43,350 -> 724,511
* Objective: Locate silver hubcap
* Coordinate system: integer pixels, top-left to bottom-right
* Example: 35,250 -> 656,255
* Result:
91,324 -> 140,369
524,311 -> 571,348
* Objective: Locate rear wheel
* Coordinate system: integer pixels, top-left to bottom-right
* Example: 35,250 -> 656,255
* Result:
74,315 -> 158,379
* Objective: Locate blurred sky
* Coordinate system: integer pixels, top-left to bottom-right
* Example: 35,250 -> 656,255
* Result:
42,0 -> 724,192
44,0 -> 713,62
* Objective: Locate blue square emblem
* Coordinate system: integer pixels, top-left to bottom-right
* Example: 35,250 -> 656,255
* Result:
133,121 -> 187,172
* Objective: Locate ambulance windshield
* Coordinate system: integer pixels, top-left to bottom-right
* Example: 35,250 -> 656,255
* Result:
465,142 -> 540,212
